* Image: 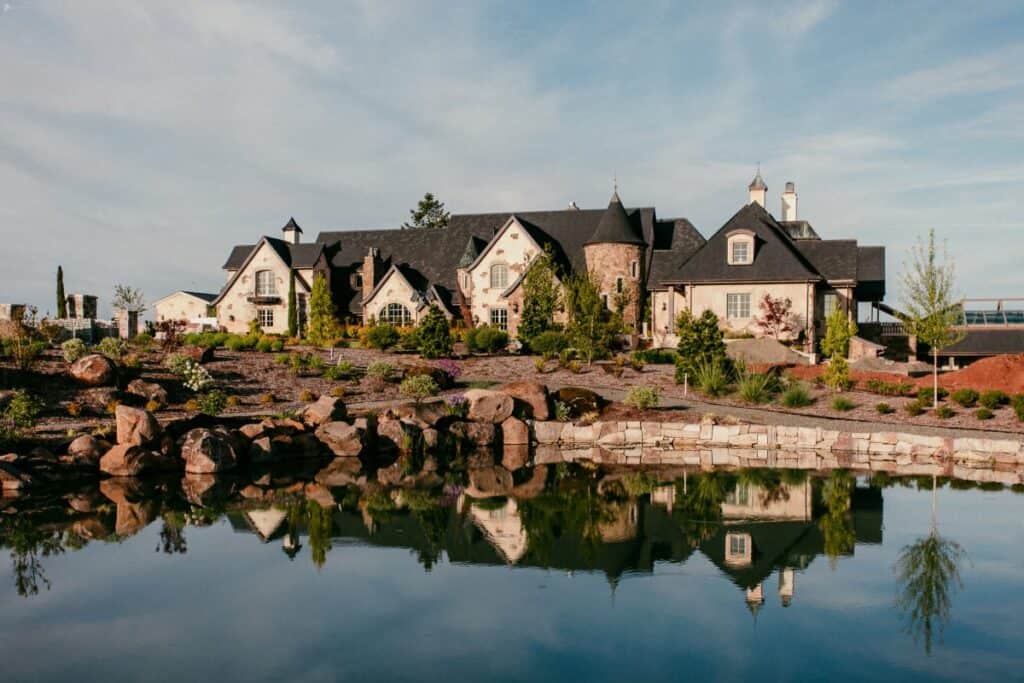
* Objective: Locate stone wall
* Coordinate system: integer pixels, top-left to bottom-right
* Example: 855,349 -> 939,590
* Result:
531,420 -> 1024,485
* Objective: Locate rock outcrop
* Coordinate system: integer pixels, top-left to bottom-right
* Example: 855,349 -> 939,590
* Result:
315,421 -> 366,457
126,379 -> 169,406
463,389 -> 514,424
115,405 -> 162,447
496,381 -> 550,420
180,428 -> 238,474
69,354 -> 115,387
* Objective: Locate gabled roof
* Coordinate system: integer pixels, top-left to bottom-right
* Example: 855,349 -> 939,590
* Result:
649,218 -> 706,287
584,191 -> 647,246
672,202 -> 821,283
361,263 -> 427,308
182,291 -> 218,303
213,236 -> 318,305
795,239 -> 859,282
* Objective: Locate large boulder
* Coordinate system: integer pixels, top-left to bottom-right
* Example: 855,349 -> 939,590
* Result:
100,479 -> 158,536
115,405 -> 162,447
81,387 -> 120,410
69,354 -> 115,387
501,443 -> 530,472
554,387 -> 603,417
181,473 -> 231,507
0,460 -> 34,490
314,457 -> 364,487
301,395 -> 347,428
463,389 -> 514,424
449,420 -> 496,447
314,421 -> 366,457
466,466 -> 513,498
501,416 -> 529,446
180,427 -> 238,474
377,416 -> 420,452
385,401 -> 447,429
126,379 -> 169,406
66,435 -> 106,467
179,345 -> 214,364
99,444 -> 164,477
496,381 -> 550,420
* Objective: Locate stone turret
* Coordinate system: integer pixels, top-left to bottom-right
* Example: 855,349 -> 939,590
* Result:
582,189 -> 647,330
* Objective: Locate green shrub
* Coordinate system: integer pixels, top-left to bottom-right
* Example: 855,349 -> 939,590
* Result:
950,388 -> 979,408
224,334 -> 259,352
623,386 -> 660,410
323,360 -> 355,381
632,348 -> 678,365
781,383 -> 813,408
905,401 -> 925,417
364,324 -> 400,350
399,374 -> 439,403
864,378 -> 914,396
975,407 -> 994,421
980,390 -> 1010,410
132,332 -> 154,349
366,361 -> 394,381
181,359 -> 214,392
415,305 -> 453,359
163,353 -> 191,376
935,405 -> 955,419
831,396 -> 855,412
530,331 -> 570,356
183,331 -> 230,348
3,390 -> 42,429
61,338 -> 87,363
96,336 -> 129,360
255,336 -> 279,353
1013,394 -> 1024,422
916,386 -> 948,404
875,402 -> 894,415
693,359 -> 730,397
466,325 -> 509,354
822,355 -> 852,391
736,369 -> 777,404
196,389 -> 228,416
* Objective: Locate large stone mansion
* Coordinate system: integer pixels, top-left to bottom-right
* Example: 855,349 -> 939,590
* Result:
160,174 -> 885,351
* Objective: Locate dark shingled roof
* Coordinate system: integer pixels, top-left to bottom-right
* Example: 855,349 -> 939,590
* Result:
282,216 -> 303,233
316,204 -> 661,316
795,239 -> 859,282
221,237 -> 324,270
649,218 -> 706,287
671,203 -> 820,283
779,220 -> 820,240
182,291 -> 217,303
942,329 -> 1024,356
584,191 -> 646,246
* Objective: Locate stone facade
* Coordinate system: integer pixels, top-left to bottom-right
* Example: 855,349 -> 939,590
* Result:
583,242 -> 644,331
462,218 -> 542,336
154,292 -> 213,323
216,241 -> 317,334
362,267 -> 425,326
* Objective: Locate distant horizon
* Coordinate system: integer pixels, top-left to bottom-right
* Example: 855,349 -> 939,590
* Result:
3,1 -> 1022,317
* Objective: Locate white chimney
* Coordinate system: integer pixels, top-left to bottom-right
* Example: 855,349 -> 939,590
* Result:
568,201 -> 579,210
781,182 -> 798,221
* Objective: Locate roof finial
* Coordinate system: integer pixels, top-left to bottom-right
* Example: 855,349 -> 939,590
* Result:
613,171 -> 618,194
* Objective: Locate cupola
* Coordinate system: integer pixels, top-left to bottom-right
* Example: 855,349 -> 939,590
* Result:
282,217 -> 303,245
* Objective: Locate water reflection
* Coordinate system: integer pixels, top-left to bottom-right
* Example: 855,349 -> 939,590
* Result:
0,461 -> 989,658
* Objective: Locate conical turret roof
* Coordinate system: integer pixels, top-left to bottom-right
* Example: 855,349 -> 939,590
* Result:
748,171 -> 767,191
584,190 -> 646,246
282,216 -> 303,233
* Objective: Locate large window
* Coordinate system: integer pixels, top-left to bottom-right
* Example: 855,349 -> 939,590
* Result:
257,308 -> 274,329
255,270 -> 277,297
731,240 -> 750,264
823,292 -> 839,318
490,308 -> 508,330
729,534 -> 747,556
726,293 -> 751,319
490,263 -> 508,289
382,303 -> 413,326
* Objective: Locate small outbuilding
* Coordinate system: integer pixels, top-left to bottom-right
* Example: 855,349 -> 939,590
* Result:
153,291 -> 217,324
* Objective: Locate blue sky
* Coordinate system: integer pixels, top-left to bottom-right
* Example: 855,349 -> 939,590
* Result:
1,1 -> 1023,317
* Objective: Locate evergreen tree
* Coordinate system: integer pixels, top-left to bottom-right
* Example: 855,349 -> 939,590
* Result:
415,305 -> 453,358
306,273 -> 342,347
286,271 -> 298,338
675,309 -> 727,376
898,230 -> 967,408
56,266 -> 66,319
402,192 -> 450,230
565,271 -> 612,365
518,247 -> 561,346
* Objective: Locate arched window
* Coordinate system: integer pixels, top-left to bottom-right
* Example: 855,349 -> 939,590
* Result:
490,263 -> 508,289
255,270 -> 277,296
382,303 -> 413,325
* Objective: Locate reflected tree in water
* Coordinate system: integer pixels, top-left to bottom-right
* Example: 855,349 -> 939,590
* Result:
2,517 -> 65,597
895,474 -> 965,655
670,471 -> 733,544
819,470 -> 855,566
306,500 -> 334,570
405,489 -> 447,571
156,511 -> 187,555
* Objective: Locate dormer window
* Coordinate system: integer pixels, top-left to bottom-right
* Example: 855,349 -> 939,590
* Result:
726,231 -> 755,265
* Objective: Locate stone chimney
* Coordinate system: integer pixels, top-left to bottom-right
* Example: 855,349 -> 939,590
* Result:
362,247 -> 381,301
781,182 -> 798,221
748,170 -> 767,207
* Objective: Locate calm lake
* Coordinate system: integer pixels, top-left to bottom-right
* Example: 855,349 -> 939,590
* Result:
1,465 -> 1022,682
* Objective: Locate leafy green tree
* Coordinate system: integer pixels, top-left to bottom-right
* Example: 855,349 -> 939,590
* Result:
415,304 -> 453,358
112,284 -> 145,314
675,309 -> 727,377
899,230 -> 967,408
565,271 -> 612,365
306,273 -> 342,347
518,247 -> 561,346
402,192 -> 450,230
286,271 -> 298,338
56,266 -> 66,319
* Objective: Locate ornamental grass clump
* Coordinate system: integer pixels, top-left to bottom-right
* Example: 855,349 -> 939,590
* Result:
975,407 -> 994,421
831,396 -> 856,412
950,388 -> 979,408
693,359 -> 730,397
3,390 -> 42,430
875,402 -> 895,415
905,401 -> 925,417
623,386 -> 660,410
61,338 -> 87,363
935,405 -> 955,419
736,367 -> 777,405
196,390 -> 228,416
366,361 -> 394,381
780,383 -> 813,408
979,390 -> 1009,410
96,336 -> 129,361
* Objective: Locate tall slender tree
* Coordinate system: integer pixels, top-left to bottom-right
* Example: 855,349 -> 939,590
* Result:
286,271 -> 298,338
899,230 -> 966,408
402,192 -> 450,230
306,273 -> 342,347
56,266 -> 67,319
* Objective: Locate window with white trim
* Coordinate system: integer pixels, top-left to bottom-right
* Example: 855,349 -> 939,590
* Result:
255,270 -> 277,296
490,263 -> 508,289
382,303 -> 413,326
823,292 -> 839,317
726,293 -> 751,319
490,308 -> 508,330
731,240 -> 750,264
257,308 -> 274,328
729,534 -> 747,556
